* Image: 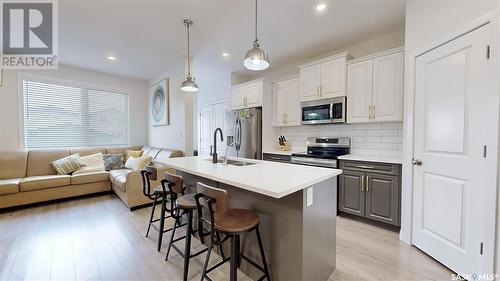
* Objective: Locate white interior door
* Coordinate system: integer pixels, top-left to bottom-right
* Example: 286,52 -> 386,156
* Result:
199,104 -> 213,156
212,102 -> 228,154
412,24 -> 495,275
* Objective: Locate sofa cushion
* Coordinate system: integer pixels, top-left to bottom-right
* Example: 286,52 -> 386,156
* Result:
103,154 -> 126,171
20,175 -> 71,192
113,174 -> 127,192
155,149 -> 184,162
73,153 -> 105,175
70,147 -> 106,156
109,169 -> 129,184
71,171 -> 109,185
144,147 -> 161,158
0,178 -> 21,195
51,154 -> 85,175
105,146 -> 142,154
125,150 -> 143,160
125,156 -> 152,170
0,151 -> 28,180
27,149 -> 70,176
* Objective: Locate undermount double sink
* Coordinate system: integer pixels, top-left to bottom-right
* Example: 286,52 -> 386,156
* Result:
205,158 -> 258,166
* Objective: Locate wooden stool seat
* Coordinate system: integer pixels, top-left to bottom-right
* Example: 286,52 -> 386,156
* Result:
215,208 -> 260,233
176,194 -> 197,209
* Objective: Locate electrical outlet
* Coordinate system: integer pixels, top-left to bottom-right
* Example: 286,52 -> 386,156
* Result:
306,187 -> 313,207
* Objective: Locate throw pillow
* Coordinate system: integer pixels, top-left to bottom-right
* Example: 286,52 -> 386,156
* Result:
125,156 -> 152,170
103,153 -> 126,171
51,154 -> 85,175
125,150 -> 143,160
73,153 -> 105,175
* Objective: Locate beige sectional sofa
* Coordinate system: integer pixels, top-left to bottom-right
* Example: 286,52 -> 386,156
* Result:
0,145 -> 183,210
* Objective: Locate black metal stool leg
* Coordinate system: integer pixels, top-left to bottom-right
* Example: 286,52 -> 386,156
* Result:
146,197 -> 158,237
229,234 -> 238,281
200,244 -> 213,281
165,216 -> 179,261
256,226 -> 271,281
157,196 -> 166,252
215,231 -> 225,259
183,210 -> 193,281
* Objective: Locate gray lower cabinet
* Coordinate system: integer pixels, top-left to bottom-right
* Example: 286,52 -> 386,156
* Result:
262,153 -> 291,163
339,160 -> 401,226
338,170 -> 365,216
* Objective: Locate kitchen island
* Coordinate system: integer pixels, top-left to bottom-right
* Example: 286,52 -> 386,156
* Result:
158,156 -> 342,281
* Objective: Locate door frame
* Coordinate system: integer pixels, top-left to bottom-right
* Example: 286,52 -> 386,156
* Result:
400,10 -> 500,273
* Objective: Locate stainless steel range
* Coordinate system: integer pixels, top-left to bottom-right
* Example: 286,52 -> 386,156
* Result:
291,137 -> 350,168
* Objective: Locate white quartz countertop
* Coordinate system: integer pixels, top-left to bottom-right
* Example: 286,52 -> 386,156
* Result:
337,154 -> 402,164
158,156 -> 342,199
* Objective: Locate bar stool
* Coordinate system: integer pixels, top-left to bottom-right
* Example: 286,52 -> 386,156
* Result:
140,170 -> 175,252
195,182 -> 271,281
162,172 -> 212,281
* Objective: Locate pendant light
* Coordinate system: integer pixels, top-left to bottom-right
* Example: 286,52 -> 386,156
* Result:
180,19 -> 198,92
243,0 -> 270,71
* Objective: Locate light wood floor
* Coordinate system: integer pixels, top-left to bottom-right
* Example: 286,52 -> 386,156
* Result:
0,194 -> 453,281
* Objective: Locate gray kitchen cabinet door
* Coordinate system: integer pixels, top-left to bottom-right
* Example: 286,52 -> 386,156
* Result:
339,170 -> 365,217
365,173 -> 400,226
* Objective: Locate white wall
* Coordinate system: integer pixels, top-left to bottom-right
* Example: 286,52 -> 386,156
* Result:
148,69 -> 194,155
0,65 -> 148,150
400,0 -> 499,260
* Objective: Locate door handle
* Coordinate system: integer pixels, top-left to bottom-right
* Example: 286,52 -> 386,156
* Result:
365,175 -> 369,192
361,175 -> 365,191
412,159 -> 423,166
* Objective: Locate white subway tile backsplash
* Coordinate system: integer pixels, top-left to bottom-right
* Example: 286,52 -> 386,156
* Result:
280,122 -> 403,157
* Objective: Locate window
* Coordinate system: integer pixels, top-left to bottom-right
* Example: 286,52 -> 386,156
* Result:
23,80 -> 130,148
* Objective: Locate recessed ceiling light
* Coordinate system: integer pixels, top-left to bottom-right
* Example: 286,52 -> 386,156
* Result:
107,55 -> 117,61
221,52 -> 229,57
316,3 -> 326,12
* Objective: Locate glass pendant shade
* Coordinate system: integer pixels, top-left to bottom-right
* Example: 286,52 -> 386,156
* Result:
244,41 -> 269,71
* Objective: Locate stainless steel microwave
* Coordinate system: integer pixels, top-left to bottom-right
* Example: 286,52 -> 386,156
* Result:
301,97 -> 347,125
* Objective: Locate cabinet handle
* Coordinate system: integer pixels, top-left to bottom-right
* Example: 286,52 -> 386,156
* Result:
368,105 -> 372,120
365,175 -> 369,192
316,85 -> 320,97
282,113 -> 285,124
372,105 -> 375,119
361,175 -> 365,191
320,84 -> 323,97
285,113 -> 288,124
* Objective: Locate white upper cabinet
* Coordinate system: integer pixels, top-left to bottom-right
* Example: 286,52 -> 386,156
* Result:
272,77 -> 300,127
372,52 -> 404,122
285,78 -> 301,125
230,85 -> 247,110
230,80 -> 265,110
272,81 -> 286,126
299,52 -> 351,102
347,59 -> 373,123
320,58 -> 347,98
347,48 -> 404,123
299,65 -> 321,101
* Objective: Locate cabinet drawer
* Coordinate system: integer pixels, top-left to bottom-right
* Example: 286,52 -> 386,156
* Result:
340,160 -> 399,175
263,153 -> 291,163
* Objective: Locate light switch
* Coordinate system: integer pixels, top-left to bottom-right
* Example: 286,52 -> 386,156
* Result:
306,187 -> 314,207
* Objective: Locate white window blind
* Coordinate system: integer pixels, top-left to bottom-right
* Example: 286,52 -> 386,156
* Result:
23,80 -> 130,148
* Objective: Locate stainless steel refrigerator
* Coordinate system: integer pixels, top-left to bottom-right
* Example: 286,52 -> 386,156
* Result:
225,107 -> 262,159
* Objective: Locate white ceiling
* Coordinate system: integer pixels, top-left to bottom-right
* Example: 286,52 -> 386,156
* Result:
59,0 -> 406,81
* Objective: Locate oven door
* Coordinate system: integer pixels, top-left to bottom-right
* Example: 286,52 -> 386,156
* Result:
301,100 -> 332,125
331,96 -> 347,123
